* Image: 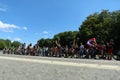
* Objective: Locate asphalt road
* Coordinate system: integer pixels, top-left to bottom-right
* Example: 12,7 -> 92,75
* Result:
0,52 -> 120,80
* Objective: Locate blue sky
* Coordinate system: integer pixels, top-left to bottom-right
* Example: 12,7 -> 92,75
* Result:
0,0 -> 120,45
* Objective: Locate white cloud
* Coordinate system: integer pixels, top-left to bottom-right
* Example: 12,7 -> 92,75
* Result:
0,21 -> 19,28
0,8 -> 6,12
14,38 -> 21,41
0,21 -> 28,32
43,31 -> 48,34
23,27 -> 27,30
0,21 -> 19,32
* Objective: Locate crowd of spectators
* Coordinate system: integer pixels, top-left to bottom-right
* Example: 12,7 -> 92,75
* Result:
2,38 -> 118,60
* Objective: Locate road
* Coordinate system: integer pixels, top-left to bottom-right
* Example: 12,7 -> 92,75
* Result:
0,51 -> 120,80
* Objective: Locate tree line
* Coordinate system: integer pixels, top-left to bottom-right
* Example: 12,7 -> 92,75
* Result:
0,39 -> 21,50
38,10 -> 120,49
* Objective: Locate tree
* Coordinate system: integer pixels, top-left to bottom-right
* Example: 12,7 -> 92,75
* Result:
79,10 -> 119,44
37,10 -> 120,48
5,39 -> 11,48
37,38 -> 52,47
11,41 -> 21,49
37,31 -> 79,47
0,39 -> 6,49
53,31 -> 78,47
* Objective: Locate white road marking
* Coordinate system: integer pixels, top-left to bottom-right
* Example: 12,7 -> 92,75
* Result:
0,56 -> 120,70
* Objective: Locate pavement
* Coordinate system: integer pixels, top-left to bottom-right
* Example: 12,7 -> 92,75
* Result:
0,51 -> 120,80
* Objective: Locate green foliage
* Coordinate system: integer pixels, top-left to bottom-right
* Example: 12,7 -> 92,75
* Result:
0,39 -> 21,49
0,39 -> 6,49
37,31 -> 78,47
79,10 -> 120,46
53,31 -> 78,47
37,38 -> 52,47
5,39 -> 11,48
11,41 -> 22,49
37,10 -> 120,48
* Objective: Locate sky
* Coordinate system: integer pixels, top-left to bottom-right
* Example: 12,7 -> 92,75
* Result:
0,0 -> 120,45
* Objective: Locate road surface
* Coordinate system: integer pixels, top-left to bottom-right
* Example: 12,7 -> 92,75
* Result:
0,51 -> 120,80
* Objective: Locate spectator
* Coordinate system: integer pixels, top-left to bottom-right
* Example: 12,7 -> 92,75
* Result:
79,43 -> 84,58
106,39 -> 114,60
